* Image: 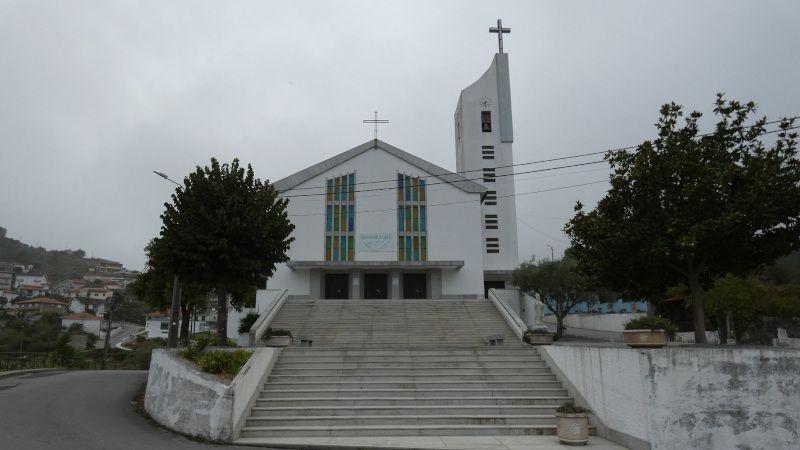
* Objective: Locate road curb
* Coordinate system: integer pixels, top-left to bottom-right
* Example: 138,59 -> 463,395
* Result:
0,368 -> 60,380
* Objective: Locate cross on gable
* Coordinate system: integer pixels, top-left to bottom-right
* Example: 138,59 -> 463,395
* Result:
363,111 -> 389,140
489,19 -> 511,54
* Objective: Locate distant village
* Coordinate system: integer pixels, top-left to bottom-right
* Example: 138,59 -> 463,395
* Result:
0,259 -> 215,342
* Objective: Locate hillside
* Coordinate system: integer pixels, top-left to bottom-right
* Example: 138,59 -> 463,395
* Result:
0,226 -> 122,283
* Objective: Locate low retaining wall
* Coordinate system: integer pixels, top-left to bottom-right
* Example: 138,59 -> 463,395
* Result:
539,343 -> 800,450
144,347 -> 280,442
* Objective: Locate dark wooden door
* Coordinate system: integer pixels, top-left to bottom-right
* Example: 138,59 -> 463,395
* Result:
364,274 -> 388,299
324,274 -> 349,299
402,274 -> 427,299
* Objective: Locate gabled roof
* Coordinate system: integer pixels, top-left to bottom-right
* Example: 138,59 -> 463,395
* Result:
17,297 -> 66,305
273,139 -> 487,195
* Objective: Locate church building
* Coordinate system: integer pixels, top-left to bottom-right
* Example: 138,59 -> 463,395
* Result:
268,34 -> 520,300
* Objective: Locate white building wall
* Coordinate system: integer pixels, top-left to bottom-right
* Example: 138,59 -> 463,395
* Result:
455,53 -> 519,271
62,317 -> 102,336
269,145 -> 485,298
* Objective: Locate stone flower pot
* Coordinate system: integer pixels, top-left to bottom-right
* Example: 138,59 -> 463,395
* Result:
524,333 -> 554,345
265,335 -> 292,347
556,412 -> 589,445
623,329 -> 668,348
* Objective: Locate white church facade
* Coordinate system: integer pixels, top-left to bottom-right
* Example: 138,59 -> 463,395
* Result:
267,50 -> 520,300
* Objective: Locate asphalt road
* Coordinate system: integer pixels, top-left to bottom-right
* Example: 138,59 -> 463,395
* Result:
0,370 -> 245,450
95,322 -> 145,349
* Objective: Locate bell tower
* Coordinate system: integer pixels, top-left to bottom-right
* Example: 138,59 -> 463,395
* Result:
454,19 -> 519,288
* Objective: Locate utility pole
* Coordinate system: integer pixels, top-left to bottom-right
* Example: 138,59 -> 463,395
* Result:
101,305 -> 113,369
167,275 -> 181,348
153,170 -> 183,349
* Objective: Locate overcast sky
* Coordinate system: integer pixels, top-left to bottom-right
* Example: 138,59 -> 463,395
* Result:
1,0 -> 798,270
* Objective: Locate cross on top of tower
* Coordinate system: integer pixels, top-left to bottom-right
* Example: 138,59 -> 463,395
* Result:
489,19 -> 511,54
363,111 -> 389,140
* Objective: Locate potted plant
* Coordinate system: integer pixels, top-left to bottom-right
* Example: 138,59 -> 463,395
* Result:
555,402 -> 591,445
260,327 -> 293,347
523,327 -> 554,345
623,316 -> 676,348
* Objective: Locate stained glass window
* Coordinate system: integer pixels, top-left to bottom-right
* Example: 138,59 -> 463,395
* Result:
396,172 -> 427,261
325,172 -> 355,261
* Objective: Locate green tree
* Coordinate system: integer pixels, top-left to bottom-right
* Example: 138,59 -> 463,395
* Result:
512,257 -> 590,339
565,95 -> 800,343
149,158 -> 294,345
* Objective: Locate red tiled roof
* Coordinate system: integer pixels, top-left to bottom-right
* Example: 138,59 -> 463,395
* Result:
17,297 -> 66,305
62,312 -> 100,320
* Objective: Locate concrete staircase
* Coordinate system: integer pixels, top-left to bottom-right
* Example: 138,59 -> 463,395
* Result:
266,299 -> 526,348
237,299 -> 581,443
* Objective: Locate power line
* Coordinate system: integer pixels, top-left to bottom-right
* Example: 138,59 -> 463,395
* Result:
279,117 -> 798,193
282,159 -> 607,198
287,179 -> 607,217
282,122 -> 798,199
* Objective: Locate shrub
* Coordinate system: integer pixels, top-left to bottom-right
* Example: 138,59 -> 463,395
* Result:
624,316 -> 677,334
556,402 -> 591,415
194,350 -> 253,377
238,312 -> 260,335
260,327 -> 292,343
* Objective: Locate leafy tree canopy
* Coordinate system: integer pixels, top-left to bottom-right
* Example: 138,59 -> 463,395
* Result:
565,95 -> 800,343
512,256 -> 591,338
147,158 -> 294,345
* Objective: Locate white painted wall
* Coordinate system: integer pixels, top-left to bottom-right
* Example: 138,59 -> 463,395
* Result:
61,317 -> 101,336
145,348 -> 280,442
543,313 -> 646,332
269,145 -> 485,298
540,344 -> 800,450
455,53 -> 519,270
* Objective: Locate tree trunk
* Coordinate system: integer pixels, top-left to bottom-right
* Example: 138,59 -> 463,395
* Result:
555,314 -> 565,339
216,290 -> 228,346
687,264 -> 707,344
179,302 -> 191,342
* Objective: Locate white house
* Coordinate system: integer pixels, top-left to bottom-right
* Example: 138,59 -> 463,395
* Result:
69,298 -> 106,316
14,274 -> 49,290
265,53 -> 519,300
144,311 -> 214,340
61,312 -> 102,336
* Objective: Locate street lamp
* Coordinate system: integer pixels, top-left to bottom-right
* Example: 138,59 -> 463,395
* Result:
546,244 -> 554,261
154,170 -> 182,349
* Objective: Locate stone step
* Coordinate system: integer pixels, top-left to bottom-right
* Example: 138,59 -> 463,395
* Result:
254,396 -> 572,408
238,424 -> 568,438
273,361 -> 547,369
263,381 -> 562,390
260,388 -> 569,399
267,374 -> 556,383
245,414 -> 557,428
249,405 -> 558,417
270,367 -> 553,376
281,348 -> 538,355
276,355 -> 542,362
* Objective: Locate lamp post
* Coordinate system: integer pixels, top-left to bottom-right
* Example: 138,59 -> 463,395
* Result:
546,244 -> 554,261
154,170 -> 182,348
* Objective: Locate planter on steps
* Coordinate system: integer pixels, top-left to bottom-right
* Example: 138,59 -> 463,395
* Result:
622,329 -> 668,348
265,336 -> 292,347
556,412 -> 589,445
523,331 -> 554,346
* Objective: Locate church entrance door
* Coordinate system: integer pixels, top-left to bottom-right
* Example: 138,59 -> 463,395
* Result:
364,273 -> 388,299
403,274 -> 427,299
324,274 -> 349,299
